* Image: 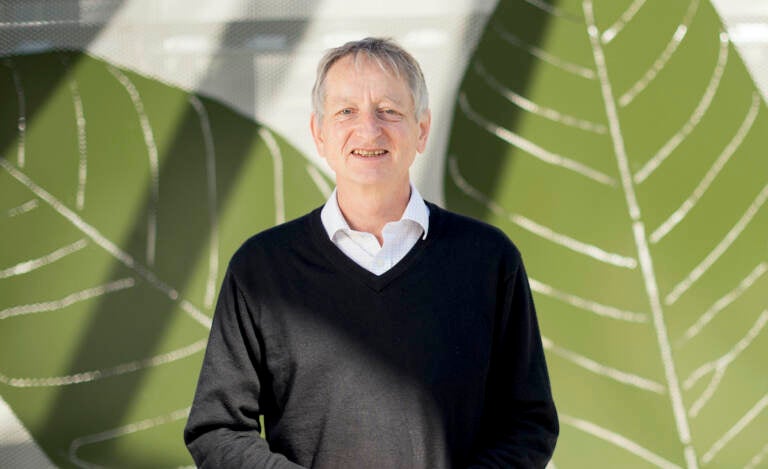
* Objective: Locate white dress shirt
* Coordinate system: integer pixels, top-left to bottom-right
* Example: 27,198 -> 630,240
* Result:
320,185 -> 430,275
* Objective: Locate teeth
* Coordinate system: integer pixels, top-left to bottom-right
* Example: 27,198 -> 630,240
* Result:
353,150 -> 386,157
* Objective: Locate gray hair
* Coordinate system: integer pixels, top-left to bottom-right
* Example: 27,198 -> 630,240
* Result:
311,37 -> 429,121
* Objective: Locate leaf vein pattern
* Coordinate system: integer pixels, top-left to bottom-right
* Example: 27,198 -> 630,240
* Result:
530,278 -> 646,323
0,238 -> 88,278
60,55 -> 88,211
448,156 -> 634,267
107,65 -> 160,266
601,0 -> 647,44
473,61 -> 607,133
456,94 -> 616,186
677,262 -> 767,347
0,157 -> 212,329
6,199 -> 38,217
542,336 -> 664,393
258,127 -> 286,225
684,310 -> 768,418
0,339 -> 206,387
561,414 -> 682,468
189,95 -> 219,310
619,0 -> 701,107
3,59 -> 27,167
306,164 -> 333,199
635,32 -> 730,185
650,92 -> 760,243
0,278 -> 134,320
493,23 -> 596,80
69,407 -> 190,468
583,2 -> 696,465
665,182 -> 768,305
745,441 -> 768,469
703,393 -> 768,464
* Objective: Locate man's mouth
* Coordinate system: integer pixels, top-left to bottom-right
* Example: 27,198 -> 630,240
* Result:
351,149 -> 387,157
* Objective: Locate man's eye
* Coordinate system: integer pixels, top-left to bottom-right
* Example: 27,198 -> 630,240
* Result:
380,109 -> 402,119
339,109 -> 353,115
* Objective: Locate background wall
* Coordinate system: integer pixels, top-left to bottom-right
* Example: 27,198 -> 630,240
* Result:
1,1 -> 767,468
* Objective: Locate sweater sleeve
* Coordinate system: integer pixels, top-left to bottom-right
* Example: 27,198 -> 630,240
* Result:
466,256 -> 559,468
183,269 -> 304,469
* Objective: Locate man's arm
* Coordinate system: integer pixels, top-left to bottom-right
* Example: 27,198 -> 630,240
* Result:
184,270 -> 303,469
467,256 -> 559,468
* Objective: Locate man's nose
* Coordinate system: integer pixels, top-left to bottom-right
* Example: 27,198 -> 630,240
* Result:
355,110 -> 382,138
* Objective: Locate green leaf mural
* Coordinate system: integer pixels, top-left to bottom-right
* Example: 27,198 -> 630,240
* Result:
0,52 -> 330,468
446,0 -> 768,467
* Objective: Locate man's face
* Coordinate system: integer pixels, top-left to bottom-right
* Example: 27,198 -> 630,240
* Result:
310,54 -> 430,192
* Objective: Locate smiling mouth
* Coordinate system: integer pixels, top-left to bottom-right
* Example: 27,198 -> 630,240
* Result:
352,149 -> 387,157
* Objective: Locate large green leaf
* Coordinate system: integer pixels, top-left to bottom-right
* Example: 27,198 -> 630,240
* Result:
0,51 -> 330,468
446,0 -> 768,467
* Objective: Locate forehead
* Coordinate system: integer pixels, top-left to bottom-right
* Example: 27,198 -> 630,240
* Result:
323,54 -> 412,103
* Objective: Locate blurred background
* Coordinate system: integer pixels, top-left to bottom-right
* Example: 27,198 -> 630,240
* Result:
1,0 -> 767,467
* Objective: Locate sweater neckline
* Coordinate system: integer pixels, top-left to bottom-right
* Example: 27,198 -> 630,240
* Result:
308,201 -> 442,292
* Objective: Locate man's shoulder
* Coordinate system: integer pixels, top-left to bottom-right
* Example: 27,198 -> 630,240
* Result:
427,202 -> 521,259
229,207 -> 320,269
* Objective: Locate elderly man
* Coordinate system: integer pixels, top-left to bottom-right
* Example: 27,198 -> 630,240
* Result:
184,37 -> 558,468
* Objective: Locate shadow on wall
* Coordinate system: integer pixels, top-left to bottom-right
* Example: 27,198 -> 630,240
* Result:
445,0 -> 555,221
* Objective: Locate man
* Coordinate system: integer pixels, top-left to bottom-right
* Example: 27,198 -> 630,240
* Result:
184,37 -> 558,468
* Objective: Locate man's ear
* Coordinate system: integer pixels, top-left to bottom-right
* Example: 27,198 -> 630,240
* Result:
416,109 -> 431,154
310,113 -> 325,156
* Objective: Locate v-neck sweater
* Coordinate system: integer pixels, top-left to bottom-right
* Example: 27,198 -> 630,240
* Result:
184,203 -> 559,468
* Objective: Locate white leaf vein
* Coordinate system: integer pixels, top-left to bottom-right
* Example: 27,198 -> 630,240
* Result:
107,65 -> 160,266
493,23 -> 596,80
542,336 -> 664,393
0,238 -> 88,279
650,92 -> 760,243
189,95 -> 220,310
677,262 -> 767,347
745,441 -> 768,469
473,60 -> 607,133
69,407 -> 190,468
583,1 -> 695,460
601,0 -> 646,44
684,310 -> 768,418
448,156 -> 634,268
457,94 -> 616,186
306,164 -> 333,199
3,59 -> 27,167
619,0 -> 701,107
0,157 -> 212,329
6,199 -> 38,217
665,181 -> 768,305
531,278 -> 646,323
634,32 -> 730,185
0,339 -> 206,387
258,127 -> 286,225
561,414 -> 682,468
703,393 -> 768,464
60,55 -> 89,211
0,278 -> 135,320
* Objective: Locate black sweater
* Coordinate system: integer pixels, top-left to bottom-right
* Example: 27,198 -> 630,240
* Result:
184,203 -> 558,468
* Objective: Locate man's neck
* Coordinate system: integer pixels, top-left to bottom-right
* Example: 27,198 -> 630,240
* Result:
336,182 -> 411,244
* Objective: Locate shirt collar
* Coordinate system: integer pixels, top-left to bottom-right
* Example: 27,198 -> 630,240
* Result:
320,184 -> 430,241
